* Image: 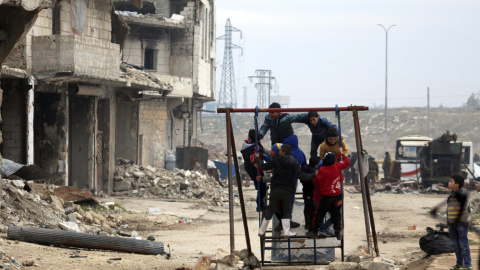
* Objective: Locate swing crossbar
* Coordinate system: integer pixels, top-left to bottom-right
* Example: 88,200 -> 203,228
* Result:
217,106 -> 368,114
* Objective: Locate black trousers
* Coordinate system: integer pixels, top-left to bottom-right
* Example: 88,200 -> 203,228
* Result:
253,180 -> 268,210
265,189 -> 293,220
313,194 -> 342,232
310,136 -> 323,158
303,192 -> 315,230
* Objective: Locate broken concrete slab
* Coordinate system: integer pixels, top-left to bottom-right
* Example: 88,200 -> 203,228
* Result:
9,180 -> 25,189
329,262 -> 358,270
114,181 -> 130,192
53,186 -> 97,205
359,261 -> 391,270
59,221 -> 81,232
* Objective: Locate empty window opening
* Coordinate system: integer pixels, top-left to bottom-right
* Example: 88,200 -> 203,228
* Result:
144,48 -> 157,70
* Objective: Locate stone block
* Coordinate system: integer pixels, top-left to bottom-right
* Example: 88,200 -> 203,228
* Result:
114,180 -> 131,191
9,180 -> 25,189
329,262 -> 358,270
358,261 -> 391,270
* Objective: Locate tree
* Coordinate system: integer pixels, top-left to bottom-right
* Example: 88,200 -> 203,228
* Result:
465,92 -> 480,108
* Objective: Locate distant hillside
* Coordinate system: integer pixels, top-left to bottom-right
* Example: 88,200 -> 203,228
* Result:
197,107 -> 480,161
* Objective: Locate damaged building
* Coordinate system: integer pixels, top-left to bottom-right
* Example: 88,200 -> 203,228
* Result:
0,0 -> 216,194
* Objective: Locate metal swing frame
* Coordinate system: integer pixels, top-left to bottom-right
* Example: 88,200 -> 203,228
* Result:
216,105 -> 379,266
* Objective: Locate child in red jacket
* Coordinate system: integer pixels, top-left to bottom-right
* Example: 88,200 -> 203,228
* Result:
312,148 -> 350,240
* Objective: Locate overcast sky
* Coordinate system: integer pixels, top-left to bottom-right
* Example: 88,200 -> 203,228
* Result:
214,0 -> 480,109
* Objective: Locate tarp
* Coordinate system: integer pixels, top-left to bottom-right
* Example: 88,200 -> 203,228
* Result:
0,158 -> 24,177
213,161 -> 236,180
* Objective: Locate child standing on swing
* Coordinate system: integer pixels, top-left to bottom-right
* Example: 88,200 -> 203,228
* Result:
241,129 -> 270,212
319,127 -> 349,161
255,144 -> 315,237
312,148 -> 350,240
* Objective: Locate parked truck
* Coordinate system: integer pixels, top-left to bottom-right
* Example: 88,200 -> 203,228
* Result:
417,131 -> 474,188
395,131 -> 476,188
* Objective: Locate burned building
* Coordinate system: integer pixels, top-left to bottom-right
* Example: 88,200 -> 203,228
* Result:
0,0 -> 216,194
114,0 -> 216,171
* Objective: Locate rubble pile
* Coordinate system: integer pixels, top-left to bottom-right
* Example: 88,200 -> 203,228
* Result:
0,180 -> 63,232
0,180 -> 120,236
113,159 -> 229,206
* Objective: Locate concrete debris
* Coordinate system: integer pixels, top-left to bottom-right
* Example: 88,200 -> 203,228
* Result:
148,208 -> 163,215
329,261 -> 358,269
120,62 -> 173,91
113,158 -> 230,207
358,261 -> 392,270
1,179 -> 119,237
59,221 -> 81,232
194,248 -> 254,270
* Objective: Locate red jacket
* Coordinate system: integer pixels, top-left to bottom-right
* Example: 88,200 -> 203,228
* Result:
313,154 -> 350,202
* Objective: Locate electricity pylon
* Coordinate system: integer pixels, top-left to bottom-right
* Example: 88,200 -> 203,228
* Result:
217,19 -> 242,108
248,69 -> 276,108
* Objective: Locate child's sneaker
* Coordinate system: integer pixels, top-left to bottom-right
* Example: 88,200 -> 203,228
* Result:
450,265 -> 461,270
335,229 -> 343,240
459,266 -> 472,270
318,228 -> 334,237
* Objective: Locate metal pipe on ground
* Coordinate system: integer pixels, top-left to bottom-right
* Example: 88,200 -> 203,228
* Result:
7,225 -> 168,256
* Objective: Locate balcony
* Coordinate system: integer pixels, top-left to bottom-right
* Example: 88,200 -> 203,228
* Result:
32,35 -> 121,82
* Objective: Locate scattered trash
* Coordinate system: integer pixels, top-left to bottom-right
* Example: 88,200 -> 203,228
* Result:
408,225 -> 416,230
178,217 -> 191,224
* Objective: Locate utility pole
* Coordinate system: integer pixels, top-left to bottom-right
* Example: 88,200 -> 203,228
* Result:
427,87 -> 430,137
217,19 -> 242,108
242,86 -> 247,108
248,69 -> 276,108
378,24 -> 396,153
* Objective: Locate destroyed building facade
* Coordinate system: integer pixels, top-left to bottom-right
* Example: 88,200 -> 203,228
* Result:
0,0 -> 216,194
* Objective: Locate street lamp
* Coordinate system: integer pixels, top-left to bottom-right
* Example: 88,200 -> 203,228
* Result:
378,24 -> 396,154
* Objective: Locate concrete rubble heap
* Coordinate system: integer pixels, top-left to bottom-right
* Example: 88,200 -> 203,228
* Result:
113,158 -> 230,207
0,180 -> 120,235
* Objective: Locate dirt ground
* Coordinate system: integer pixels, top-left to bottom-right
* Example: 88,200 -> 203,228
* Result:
2,184 -> 479,269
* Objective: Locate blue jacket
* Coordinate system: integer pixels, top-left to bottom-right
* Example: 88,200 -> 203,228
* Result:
283,135 -> 307,169
259,113 -> 308,145
305,116 -> 338,142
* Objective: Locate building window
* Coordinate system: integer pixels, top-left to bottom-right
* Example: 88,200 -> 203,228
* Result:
144,48 -> 157,70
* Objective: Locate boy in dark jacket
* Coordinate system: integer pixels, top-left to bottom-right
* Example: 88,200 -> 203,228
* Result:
312,148 -> 350,240
255,144 -> 315,237
302,156 -> 321,237
240,129 -> 270,212
258,102 -> 308,145
303,111 -> 338,158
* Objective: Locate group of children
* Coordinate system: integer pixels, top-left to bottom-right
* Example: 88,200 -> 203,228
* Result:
242,102 -> 349,240
242,102 -> 473,269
